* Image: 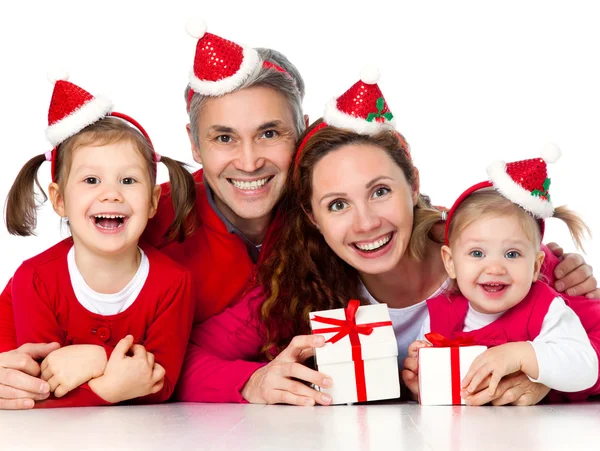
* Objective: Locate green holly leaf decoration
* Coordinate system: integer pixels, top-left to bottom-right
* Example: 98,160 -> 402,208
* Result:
531,189 -> 542,198
376,97 -> 385,112
543,178 -> 551,192
366,113 -> 377,122
383,112 -> 394,121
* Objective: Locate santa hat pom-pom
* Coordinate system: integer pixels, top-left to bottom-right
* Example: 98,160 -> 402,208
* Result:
47,69 -> 69,84
360,65 -> 380,85
186,17 -> 207,39
541,143 -> 562,164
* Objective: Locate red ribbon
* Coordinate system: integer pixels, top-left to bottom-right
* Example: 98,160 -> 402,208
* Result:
425,332 -> 476,405
311,300 -> 392,402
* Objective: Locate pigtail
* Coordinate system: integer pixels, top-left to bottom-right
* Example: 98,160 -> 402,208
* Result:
159,156 -> 197,242
5,154 -> 48,236
553,205 -> 592,252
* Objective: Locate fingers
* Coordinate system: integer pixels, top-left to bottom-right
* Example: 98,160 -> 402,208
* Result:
0,397 -> 35,410
41,366 -> 53,382
112,335 -> 134,359
278,335 -> 325,362
0,367 -> 50,396
407,340 -> 430,358
151,363 -> 166,384
53,384 -> 71,399
46,375 -> 60,393
146,352 -> 155,368
553,254 -> 587,289
150,378 -> 164,395
558,272 -> 596,297
403,356 -> 418,374
546,242 -> 564,258
491,387 -> 522,406
17,342 -> 61,361
0,351 -> 42,377
586,288 -> 600,299
131,344 -> 148,360
401,369 -> 419,397
0,381 -> 50,401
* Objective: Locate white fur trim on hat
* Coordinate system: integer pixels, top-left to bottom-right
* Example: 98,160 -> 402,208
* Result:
45,95 -> 113,146
323,98 -> 397,135
188,46 -> 260,96
486,160 -> 554,218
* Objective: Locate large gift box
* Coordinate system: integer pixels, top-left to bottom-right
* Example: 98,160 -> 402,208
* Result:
309,299 -> 400,404
418,333 -> 487,405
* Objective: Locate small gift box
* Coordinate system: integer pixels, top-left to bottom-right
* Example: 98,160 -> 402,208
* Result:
309,300 -> 400,404
418,332 -> 487,405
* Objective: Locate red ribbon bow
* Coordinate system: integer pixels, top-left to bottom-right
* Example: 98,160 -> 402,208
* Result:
311,300 -> 393,402
424,332 -> 476,405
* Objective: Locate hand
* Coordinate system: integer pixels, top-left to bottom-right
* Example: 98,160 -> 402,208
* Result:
41,345 -> 107,398
88,335 -> 165,403
463,371 -> 551,406
401,340 -> 431,398
0,342 -> 60,410
461,342 -> 536,399
547,242 -> 598,298
241,335 -> 332,406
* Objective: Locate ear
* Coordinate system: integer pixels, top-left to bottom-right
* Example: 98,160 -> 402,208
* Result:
304,114 -> 310,129
148,185 -> 162,219
48,182 -> 66,218
411,166 -> 421,205
440,245 -> 456,279
186,124 -> 202,165
533,250 -> 546,281
302,206 -> 320,233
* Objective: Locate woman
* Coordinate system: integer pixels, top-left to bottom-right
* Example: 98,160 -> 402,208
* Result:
176,72 -> 600,407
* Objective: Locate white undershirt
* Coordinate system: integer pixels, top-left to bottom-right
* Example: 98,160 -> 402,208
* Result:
361,278 -> 450,364
67,246 -> 150,316
418,298 -> 599,392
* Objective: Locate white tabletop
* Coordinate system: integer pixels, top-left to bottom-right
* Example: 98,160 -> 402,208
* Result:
1,401 -> 599,451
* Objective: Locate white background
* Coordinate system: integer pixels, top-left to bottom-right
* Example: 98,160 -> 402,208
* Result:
0,0 -> 598,285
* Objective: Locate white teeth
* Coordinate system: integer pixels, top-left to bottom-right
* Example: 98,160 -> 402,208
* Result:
355,234 -> 392,251
94,214 -> 125,219
231,177 -> 270,190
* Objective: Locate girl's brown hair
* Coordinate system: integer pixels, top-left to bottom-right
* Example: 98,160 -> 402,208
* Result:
257,120 -> 441,359
5,117 -> 197,242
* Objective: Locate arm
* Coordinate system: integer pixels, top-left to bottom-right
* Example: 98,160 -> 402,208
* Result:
133,271 -> 195,404
0,279 -> 17,352
528,297 -> 598,392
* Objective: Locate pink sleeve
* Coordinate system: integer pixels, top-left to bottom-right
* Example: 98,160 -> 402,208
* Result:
0,278 -> 17,352
174,287 -> 268,403
539,244 -> 558,287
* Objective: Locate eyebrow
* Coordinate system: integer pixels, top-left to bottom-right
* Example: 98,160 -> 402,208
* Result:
319,176 -> 394,203
208,120 -> 287,135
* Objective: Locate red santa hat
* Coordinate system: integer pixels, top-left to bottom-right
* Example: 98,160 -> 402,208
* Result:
45,70 -> 113,147
295,66 -> 397,168
186,18 -> 260,97
444,144 -> 562,244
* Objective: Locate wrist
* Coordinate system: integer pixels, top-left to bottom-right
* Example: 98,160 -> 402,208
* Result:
88,376 -> 119,403
517,342 -> 539,380
241,367 -> 264,403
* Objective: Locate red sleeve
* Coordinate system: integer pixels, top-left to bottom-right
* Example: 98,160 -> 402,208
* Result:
0,278 -> 17,353
12,265 -> 113,408
174,287 -> 268,403
134,271 -> 194,404
540,244 -> 558,286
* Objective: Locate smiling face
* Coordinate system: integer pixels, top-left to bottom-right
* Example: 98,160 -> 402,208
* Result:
441,214 -> 545,314
50,140 -> 160,257
189,85 -> 297,230
308,143 -> 419,276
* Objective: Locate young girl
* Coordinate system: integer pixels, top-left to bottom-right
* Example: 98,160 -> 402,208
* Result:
4,73 -> 197,408
404,146 -> 599,402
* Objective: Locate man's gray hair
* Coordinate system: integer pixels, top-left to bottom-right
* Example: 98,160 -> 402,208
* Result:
186,48 -> 306,147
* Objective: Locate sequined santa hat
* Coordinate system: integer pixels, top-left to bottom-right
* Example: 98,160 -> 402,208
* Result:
186,18 -> 260,97
444,144 -> 562,244
295,66 -> 397,167
44,71 -> 157,181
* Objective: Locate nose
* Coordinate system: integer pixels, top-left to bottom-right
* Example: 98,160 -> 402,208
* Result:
99,182 -> 124,203
485,258 -> 507,276
234,140 -> 265,173
352,204 -> 382,233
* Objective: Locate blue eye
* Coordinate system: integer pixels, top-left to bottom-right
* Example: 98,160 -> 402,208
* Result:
84,177 -> 100,185
505,250 -> 521,259
372,187 -> 390,199
121,177 -> 136,185
470,250 -> 484,258
328,200 -> 348,212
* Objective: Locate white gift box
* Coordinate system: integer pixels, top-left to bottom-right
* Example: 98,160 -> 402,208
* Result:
418,344 -> 487,405
309,300 -> 400,405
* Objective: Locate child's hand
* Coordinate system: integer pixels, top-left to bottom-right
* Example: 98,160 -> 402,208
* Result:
461,342 -> 535,400
402,340 -> 431,398
40,345 -> 107,398
88,335 -> 165,403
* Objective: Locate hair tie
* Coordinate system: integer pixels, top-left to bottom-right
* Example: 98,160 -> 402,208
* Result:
44,150 -> 53,161
440,210 -> 447,222
155,153 -> 162,163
